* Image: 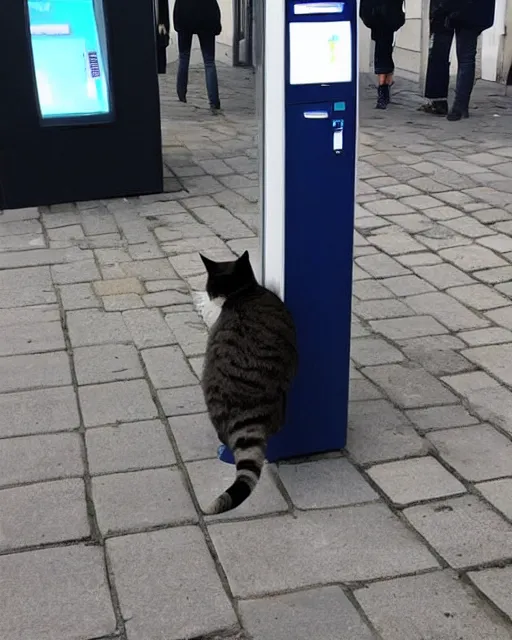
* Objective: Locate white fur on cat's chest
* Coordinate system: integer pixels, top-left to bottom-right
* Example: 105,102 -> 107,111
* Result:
192,291 -> 224,329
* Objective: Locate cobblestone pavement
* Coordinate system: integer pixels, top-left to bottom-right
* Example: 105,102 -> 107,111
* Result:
1,63 -> 512,640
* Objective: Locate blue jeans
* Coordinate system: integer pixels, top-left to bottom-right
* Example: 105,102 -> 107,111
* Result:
425,27 -> 479,110
177,31 -> 220,108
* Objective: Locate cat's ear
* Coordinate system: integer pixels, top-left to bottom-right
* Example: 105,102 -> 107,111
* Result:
236,250 -> 256,280
238,250 -> 251,265
200,254 -> 216,273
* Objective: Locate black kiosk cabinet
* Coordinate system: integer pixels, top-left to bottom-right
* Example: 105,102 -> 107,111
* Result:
0,0 -> 163,209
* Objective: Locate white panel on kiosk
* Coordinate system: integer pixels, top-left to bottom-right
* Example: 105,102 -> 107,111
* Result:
260,0 -> 286,300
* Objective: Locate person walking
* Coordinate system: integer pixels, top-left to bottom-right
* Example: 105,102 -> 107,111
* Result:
156,0 -> 170,74
420,0 -> 497,121
172,0 -> 222,113
359,0 -> 406,109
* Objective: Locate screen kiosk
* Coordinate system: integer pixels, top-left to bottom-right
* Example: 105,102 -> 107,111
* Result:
220,0 -> 357,465
0,0 -> 163,209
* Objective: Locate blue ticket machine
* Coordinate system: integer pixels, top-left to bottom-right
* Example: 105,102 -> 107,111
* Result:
220,0 -> 357,465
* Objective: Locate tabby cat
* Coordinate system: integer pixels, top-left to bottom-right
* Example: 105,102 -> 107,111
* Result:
200,251 -> 298,515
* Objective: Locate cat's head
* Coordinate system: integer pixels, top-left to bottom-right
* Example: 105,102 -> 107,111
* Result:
200,251 -> 257,300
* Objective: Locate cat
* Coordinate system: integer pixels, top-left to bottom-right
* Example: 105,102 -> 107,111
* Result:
200,250 -> 298,515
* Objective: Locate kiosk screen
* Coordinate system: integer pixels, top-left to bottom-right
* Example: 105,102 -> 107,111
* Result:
26,0 -> 112,121
289,20 -> 352,85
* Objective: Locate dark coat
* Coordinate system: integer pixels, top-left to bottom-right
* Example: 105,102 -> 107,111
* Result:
173,0 -> 222,35
359,0 -> 405,33
431,0 -> 496,33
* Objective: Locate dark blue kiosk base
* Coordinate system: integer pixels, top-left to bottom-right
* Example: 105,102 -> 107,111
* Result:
219,0 -> 356,467
218,405 -> 349,465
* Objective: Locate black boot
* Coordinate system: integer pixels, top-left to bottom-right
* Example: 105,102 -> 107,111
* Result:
418,99 -> 448,116
376,84 -> 389,110
447,105 -> 469,121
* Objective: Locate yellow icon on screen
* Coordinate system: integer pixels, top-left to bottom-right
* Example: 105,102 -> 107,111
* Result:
328,33 -> 339,64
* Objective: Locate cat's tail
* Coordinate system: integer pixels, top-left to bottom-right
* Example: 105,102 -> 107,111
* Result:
204,426 -> 267,515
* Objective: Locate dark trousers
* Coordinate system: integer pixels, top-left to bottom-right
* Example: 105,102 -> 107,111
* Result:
425,27 -> 479,110
177,31 -> 220,108
372,29 -> 395,75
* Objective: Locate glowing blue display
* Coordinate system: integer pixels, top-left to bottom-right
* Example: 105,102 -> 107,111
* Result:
27,0 -> 112,121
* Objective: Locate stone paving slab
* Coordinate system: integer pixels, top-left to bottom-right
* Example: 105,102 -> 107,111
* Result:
74,344 -> 143,385
351,336 -> 404,366
0,351 -> 71,393
459,327 -> 512,346
59,282 -> 100,310
0,321 -> 65,356
86,420 -> 176,475
402,348 -> 476,378
209,504 -> 439,597
79,379 -> 158,427
67,308 -> 131,347
468,566 -> 512,621
278,457 -> 379,509
349,376 -> 384,401
462,385 -> 512,436
367,456 -> 466,506
409,351 -> 473,383
0,433 -> 83,488
355,570 -> 512,640
405,404 -> 479,432
107,527 -> 238,640
427,424 -> 512,481
476,478 -> 512,520
363,363 -> 457,408
463,343 -> 512,385
92,467 -> 196,535
348,399 -> 428,464
0,386 -> 79,437
158,384 -> 207,416
0,545 -> 117,640
369,315 -> 448,340
122,307 -> 177,348
141,345 -> 197,388
1,65 -> 512,639
405,495 -> 512,569
0,303 -> 59,325
239,587 -> 375,640
0,478 -> 89,551
167,412 -> 219,461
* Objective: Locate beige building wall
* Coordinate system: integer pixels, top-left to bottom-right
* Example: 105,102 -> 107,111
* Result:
393,0 -> 424,81
481,0 -> 508,81
502,0 -> 512,82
